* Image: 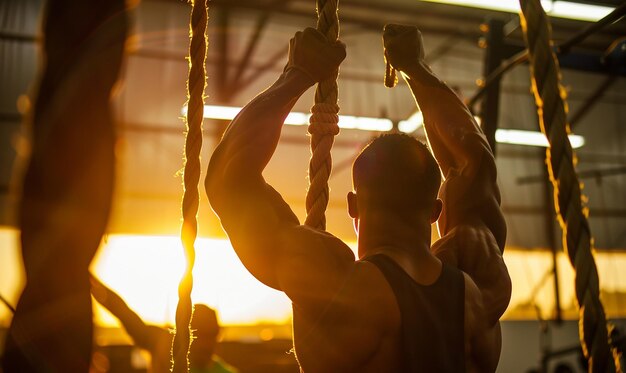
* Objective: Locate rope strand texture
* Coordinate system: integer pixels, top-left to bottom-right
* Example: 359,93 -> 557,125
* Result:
172,0 -> 207,371
305,0 -> 340,230
519,1 -> 618,371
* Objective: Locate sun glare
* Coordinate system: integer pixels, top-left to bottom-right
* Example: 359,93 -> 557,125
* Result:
0,229 -> 22,327
1,227 -> 625,331
91,235 -> 294,327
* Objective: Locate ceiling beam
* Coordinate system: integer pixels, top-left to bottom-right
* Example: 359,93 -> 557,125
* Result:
569,74 -> 617,128
205,0 -> 482,41
227,0 -> 295,101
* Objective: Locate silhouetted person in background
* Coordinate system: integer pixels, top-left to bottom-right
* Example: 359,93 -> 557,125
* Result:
206,25 -> 510,372
90,275 -> 238,373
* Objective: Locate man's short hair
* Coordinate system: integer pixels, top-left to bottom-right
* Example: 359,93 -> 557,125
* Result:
352,133 -> 441,215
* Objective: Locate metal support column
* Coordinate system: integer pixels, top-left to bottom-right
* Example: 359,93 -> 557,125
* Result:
215,7 -> 230,105
479,19 -> 505,156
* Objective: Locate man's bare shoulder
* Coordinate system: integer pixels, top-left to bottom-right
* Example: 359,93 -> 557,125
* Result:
432,223 -> 511,324
280,225 -> 356,266
432,224 -> 503,274
276,226 -> 357,311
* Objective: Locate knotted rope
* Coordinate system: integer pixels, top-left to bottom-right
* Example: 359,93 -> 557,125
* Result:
305,0 -> 340,230
171,0 -> 207,371
519,1 -> 619,371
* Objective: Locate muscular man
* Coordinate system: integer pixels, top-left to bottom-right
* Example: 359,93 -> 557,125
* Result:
90,276 -> 238,373
206,25 -> 511,372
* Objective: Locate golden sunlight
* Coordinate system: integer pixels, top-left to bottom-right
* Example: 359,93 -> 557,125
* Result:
502,248 -> 626,319
90,235 -> 294,327
1,227 -> 625,331
0,229 -> 22,327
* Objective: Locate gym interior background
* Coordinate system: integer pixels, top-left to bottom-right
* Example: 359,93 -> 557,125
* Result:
0,0 -> 625,372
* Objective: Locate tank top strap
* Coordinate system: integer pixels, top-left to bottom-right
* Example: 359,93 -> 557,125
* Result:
361,253 -> 465,373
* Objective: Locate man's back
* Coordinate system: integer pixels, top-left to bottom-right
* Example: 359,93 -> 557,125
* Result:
205,26 -> 510,373
288,249 -> 402,372
363,254 -> 465,372
280,232 -> 499,373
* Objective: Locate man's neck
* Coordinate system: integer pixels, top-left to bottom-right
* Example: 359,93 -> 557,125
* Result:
357,213 -> 431,260
357,215 -> 443,285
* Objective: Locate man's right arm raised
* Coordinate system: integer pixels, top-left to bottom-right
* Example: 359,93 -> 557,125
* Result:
383,24 -> 510,324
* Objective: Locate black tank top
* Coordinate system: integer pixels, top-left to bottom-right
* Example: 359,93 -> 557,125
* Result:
362,254 -> 465,373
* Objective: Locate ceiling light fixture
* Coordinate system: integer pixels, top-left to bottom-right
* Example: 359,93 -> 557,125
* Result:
496,128 -> 585,148
185,105 -> 394,132
182,105 -> 585,148
420,0 -> 614,22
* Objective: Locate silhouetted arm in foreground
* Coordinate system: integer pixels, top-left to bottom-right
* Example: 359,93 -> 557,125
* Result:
90,275 -> 166,352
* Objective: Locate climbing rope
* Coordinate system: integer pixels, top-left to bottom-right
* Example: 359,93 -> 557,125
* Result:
518,0 -> 619,371
171,0 -> 207,371
305,0 -> 341,230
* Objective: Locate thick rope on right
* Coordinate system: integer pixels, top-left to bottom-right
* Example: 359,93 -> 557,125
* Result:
171,0 -> 208,372
305,0 -> 340,230
519,1 -> 619,371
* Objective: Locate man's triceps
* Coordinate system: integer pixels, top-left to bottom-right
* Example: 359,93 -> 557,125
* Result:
221,180 -> 305,287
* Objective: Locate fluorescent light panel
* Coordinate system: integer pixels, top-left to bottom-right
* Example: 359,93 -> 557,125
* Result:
199,104 -> 394,132
398,111 -> 425,133
496,128 -> 585,148
189,105 -> 584,148
420,0 -> 614,22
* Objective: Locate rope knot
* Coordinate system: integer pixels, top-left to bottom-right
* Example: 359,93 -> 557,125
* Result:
308,103 -> 340,136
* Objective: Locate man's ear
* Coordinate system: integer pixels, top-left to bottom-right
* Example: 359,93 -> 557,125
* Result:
430,199 -> 442,224
347,191 -> 359,219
